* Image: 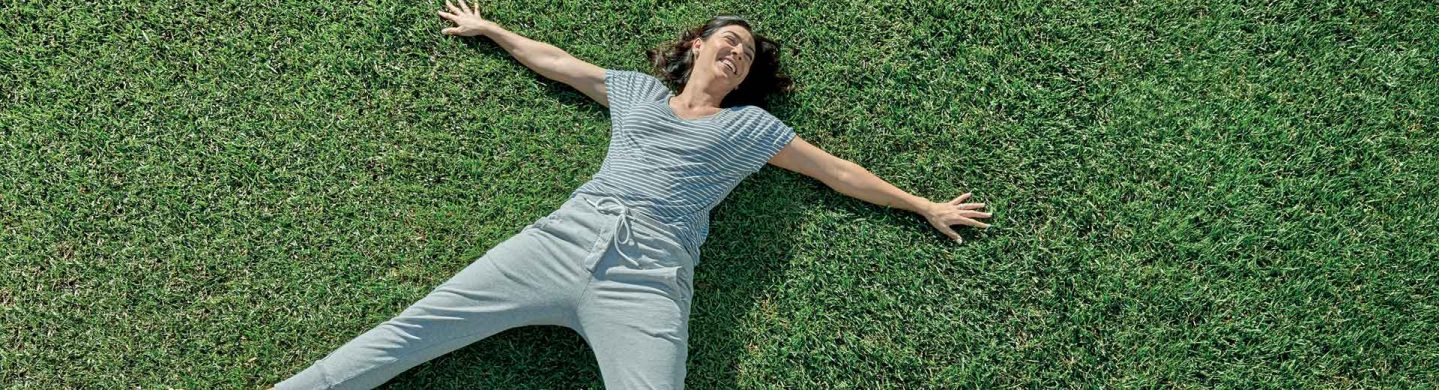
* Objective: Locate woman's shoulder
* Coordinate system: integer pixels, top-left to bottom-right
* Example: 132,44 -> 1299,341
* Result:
607,69 -> 672,100
728,105 -> 783,122
607,69 -> 667,86
607,68 -> 652,79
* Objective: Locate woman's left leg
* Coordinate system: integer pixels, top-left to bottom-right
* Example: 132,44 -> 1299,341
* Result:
574,245 -> 696,389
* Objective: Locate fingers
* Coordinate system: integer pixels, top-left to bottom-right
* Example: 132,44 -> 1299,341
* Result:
935,192 -> 992,242
948,192 -> 972,205
438,11 -> 457,21
442,27 -> 459,35
952,216 -> 991,229
457,0 -> 472,14
444,0 -> 461,15
938,225 -> 962,243
959,210 -> 991,219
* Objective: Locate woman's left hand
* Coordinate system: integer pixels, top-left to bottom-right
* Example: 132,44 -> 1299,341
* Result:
922,192 -> 991,244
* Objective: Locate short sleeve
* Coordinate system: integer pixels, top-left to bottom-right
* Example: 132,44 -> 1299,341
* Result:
741,108 -> 798,174
604,69 -> 670,116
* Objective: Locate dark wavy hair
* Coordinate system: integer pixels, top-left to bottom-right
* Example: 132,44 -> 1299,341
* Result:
645,16 -> 794,108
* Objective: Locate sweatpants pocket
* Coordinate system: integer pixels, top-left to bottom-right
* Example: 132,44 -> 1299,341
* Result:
667,264 -> 694,305
524,213 -> 560,231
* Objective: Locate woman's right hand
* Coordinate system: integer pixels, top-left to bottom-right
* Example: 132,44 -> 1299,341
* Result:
438,0 -> 495,37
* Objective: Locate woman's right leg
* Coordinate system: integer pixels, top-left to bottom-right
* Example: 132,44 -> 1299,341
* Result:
276,224 -> 591,390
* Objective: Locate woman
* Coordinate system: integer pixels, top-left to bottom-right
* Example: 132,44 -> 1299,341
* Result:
275,2 -> 992,388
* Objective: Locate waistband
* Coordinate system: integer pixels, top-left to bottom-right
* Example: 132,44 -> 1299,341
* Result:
570,193 -> 700,266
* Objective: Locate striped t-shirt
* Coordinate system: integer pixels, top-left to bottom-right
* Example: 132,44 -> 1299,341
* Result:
570,69 -> 796,259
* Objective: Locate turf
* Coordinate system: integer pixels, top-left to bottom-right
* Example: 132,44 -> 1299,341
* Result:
3,0 -> 1437,388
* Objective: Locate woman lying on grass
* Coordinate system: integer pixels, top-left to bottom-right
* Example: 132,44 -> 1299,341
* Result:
275,2 -> 991,388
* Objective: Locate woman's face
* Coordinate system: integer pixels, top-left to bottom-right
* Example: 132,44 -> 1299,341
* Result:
690,25 -> 756,92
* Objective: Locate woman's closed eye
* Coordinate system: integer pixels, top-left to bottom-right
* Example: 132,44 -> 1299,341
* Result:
725,36 -> 751,61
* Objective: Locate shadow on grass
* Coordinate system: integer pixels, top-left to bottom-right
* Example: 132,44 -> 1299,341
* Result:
376,38 -> 811,389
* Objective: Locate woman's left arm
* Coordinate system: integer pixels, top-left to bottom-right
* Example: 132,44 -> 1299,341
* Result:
767,136 -> 992,243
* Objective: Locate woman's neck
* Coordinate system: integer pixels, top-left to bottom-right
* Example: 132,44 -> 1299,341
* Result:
670,76 -> 729,113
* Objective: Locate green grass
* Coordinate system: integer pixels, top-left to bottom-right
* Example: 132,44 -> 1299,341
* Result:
3,0 -> 1437,387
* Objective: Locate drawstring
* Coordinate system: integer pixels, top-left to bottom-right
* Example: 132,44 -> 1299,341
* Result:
582,196 -> 643,270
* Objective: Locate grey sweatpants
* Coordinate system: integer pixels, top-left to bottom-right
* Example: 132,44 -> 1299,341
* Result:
276,194 -> 697,389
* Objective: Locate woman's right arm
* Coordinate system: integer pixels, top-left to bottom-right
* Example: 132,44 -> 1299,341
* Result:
438,0 -> 609,107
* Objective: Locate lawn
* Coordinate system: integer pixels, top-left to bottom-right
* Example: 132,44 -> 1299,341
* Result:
2,0 -> 1437,388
